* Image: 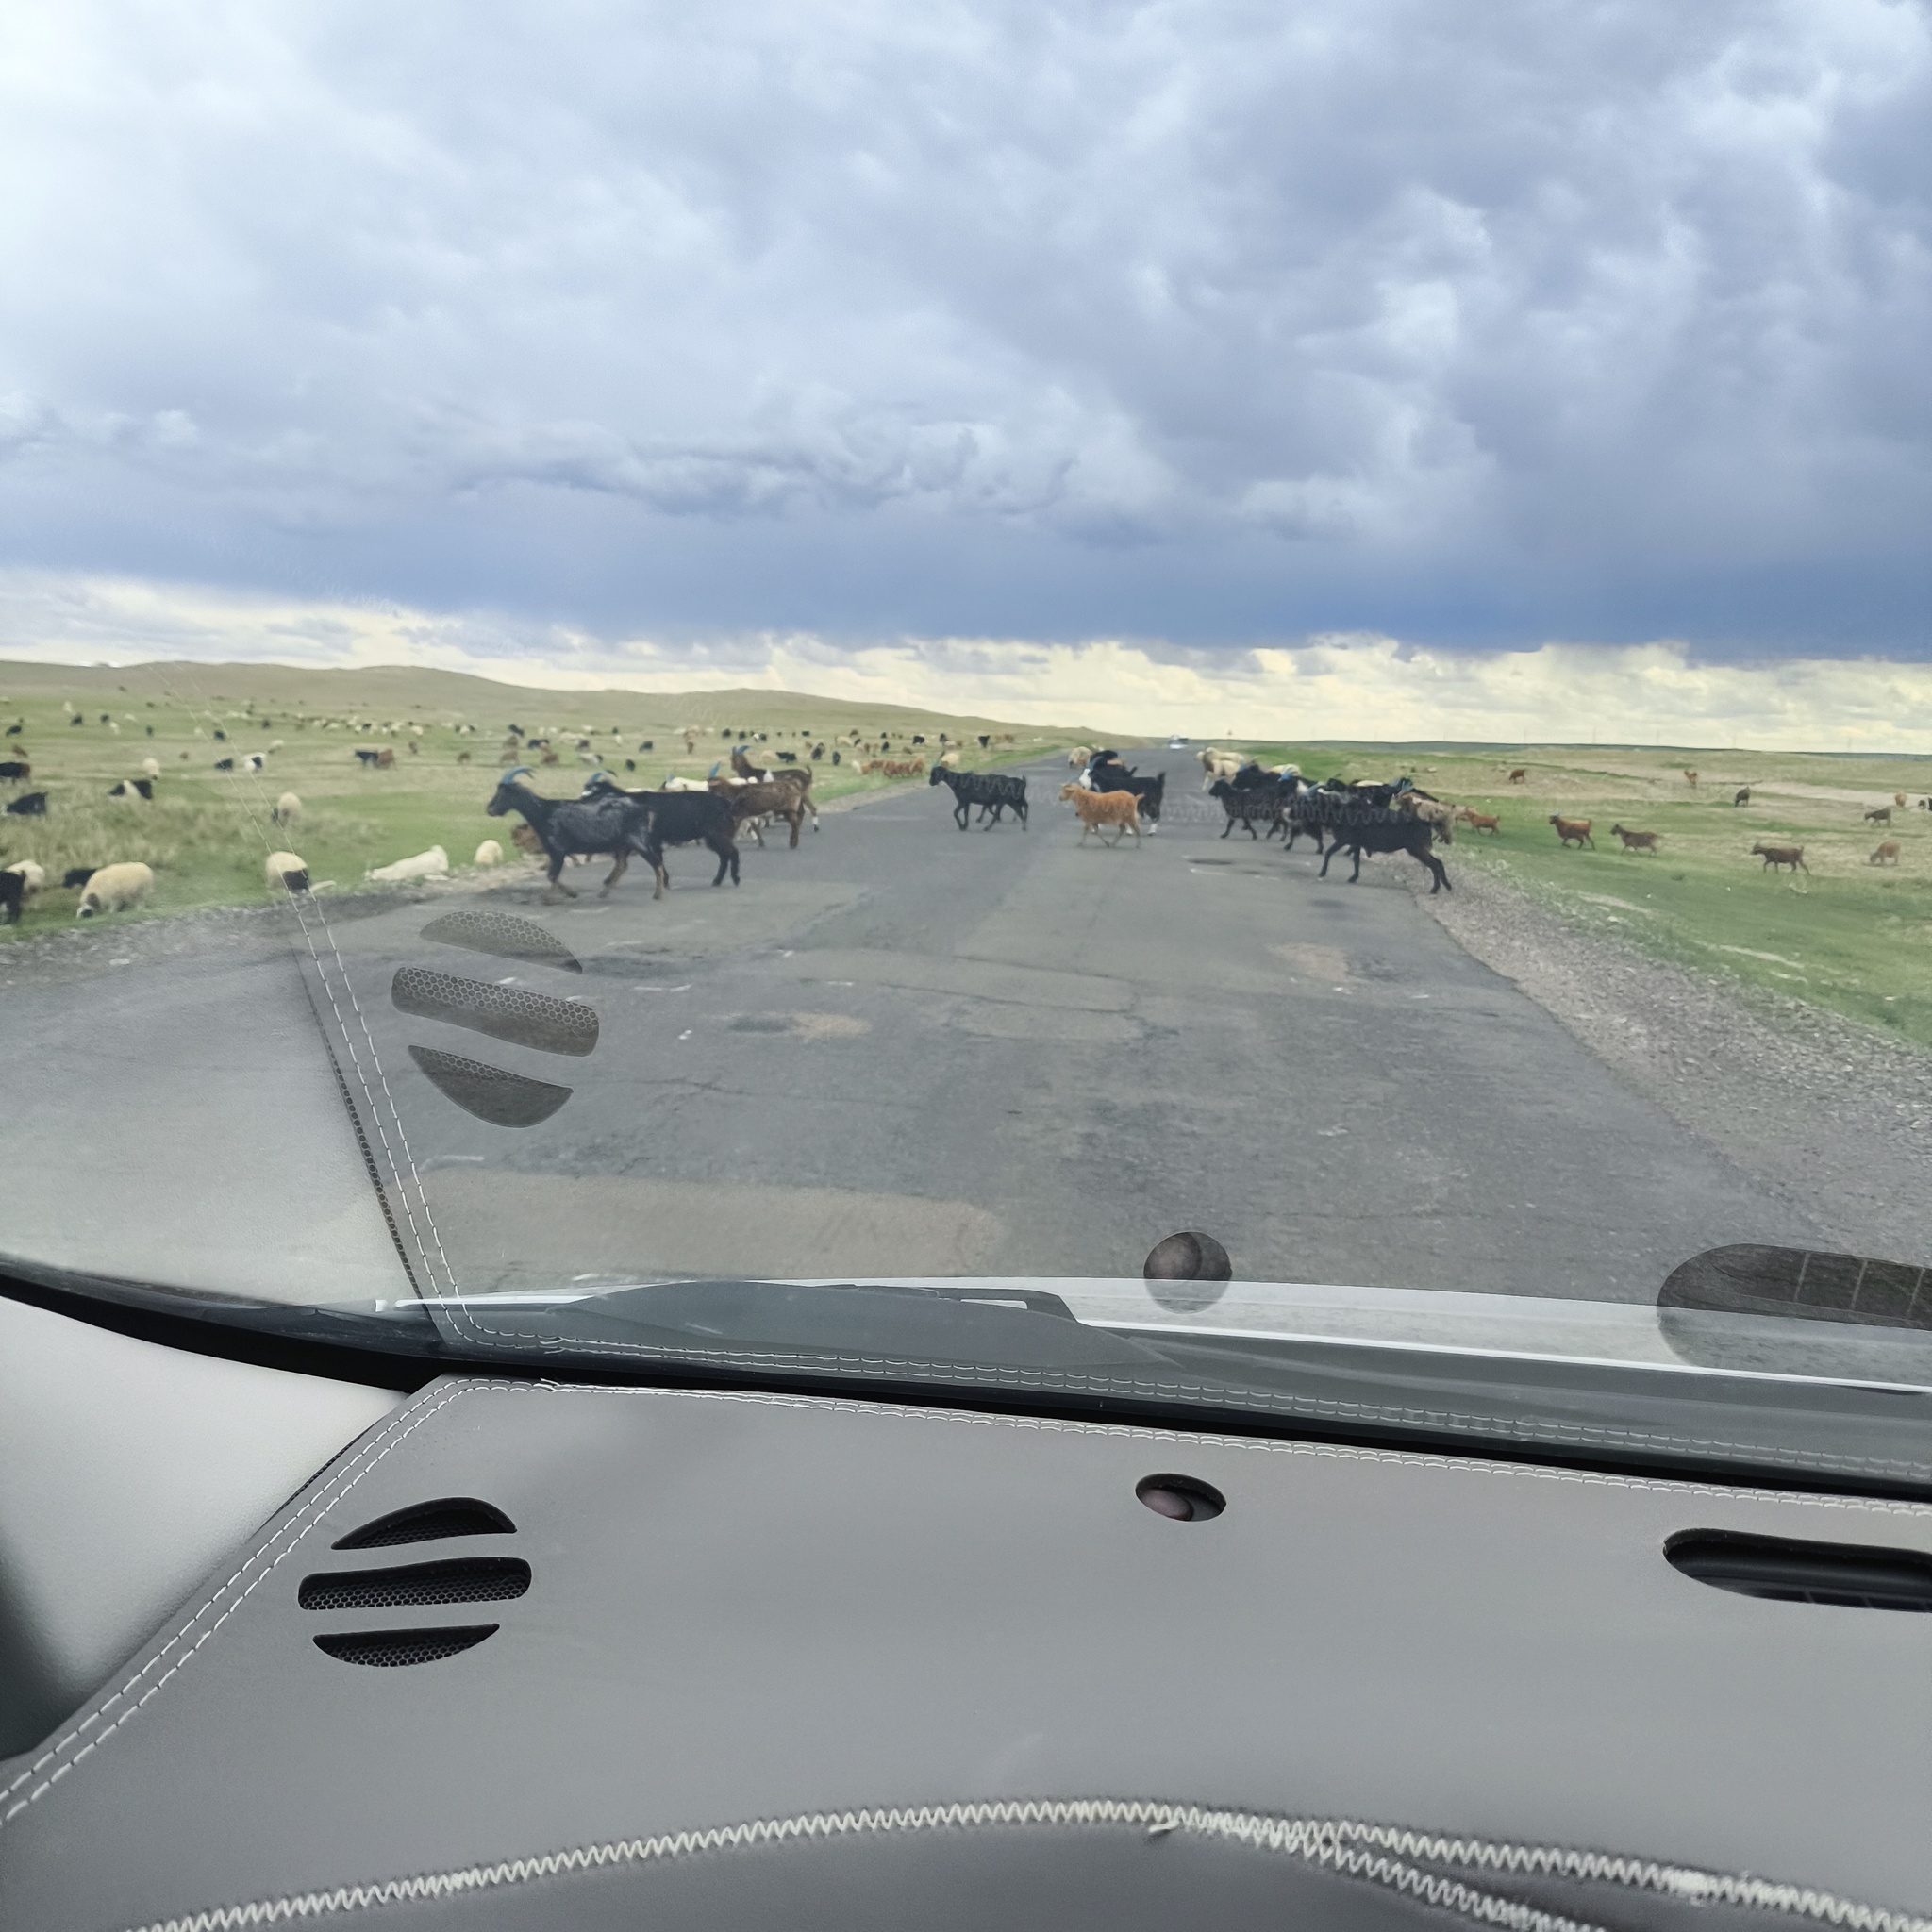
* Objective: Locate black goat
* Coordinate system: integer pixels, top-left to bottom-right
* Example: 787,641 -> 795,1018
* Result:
1086,759 -> 1165,831
0,760 -> 28,782
486,768 -> 658,902
929,764 -> 1028,829
0,870 -> 23,924
108,777 -> 154,800
579,773 -> 740,898
1311,797 -> 1450,892
62,866 -> 95,888
6,791 -> 46,816
1208,777 -> 1286,839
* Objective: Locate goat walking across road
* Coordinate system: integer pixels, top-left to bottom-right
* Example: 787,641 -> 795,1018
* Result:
578,772 -> 741,899
1309,795 -> 1450,892
1059,783 -> 1141,846
930,764 -> 1028,829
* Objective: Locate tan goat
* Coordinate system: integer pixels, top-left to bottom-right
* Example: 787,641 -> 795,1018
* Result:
1060,782 -> 1141,846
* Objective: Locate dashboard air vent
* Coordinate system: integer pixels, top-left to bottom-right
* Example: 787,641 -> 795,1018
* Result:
333,1497 -> 516,1550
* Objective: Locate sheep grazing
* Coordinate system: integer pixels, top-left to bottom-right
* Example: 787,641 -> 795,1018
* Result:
375,746 -> 395,769
272,791 -> 302,826
1895,791 -> 1907,808
1871,841 -> 1902,866
1549,815 -> 1594,849
142,757 -> 160,780
1865,806 -> 1892,825
107,777 -> 154,800
474,839 -> 505,866
1752,842 -> 1807,873
2,859 -> 46,919
76,861 -> 154,918
61,866 -> 94,888
6,791 -> 47,816
1733,788 -> 1751,807
367,845 -> 449,884
265,851 -> 310,893
1507,768 -> 1527,783
353,747 -> 381,766
1683,770 -> 1699,788
457,750 -> 472,764
0,760 -> 28,782
1609,824 -> 1660,853
1059,782 -> 1141,845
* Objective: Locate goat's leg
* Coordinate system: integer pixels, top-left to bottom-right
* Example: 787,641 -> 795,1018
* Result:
542,851 -> 578,903
787,810 -> 801,849
1220,815 -> 1235,838
600,850 -> 630,896
1349,847 -> 1363,882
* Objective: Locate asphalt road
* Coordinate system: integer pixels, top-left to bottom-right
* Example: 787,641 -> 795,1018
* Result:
1,749 -> 1830,1306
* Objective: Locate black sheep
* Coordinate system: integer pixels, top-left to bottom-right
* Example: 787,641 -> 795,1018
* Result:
6,791 -> 47,816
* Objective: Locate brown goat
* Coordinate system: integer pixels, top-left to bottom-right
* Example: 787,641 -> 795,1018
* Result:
1059,782 -> 1141,846
711,776 -> 805,848
1507,768 -> 1527,784
1871,841 -> 1902,865
1459,809 -> 1501,834
1752,842 -> 1807,873
1866,805 -> 1892,824
1684,770 -> 1698,787
1610,824 -> 1660,853
1549,815 -> 1594,849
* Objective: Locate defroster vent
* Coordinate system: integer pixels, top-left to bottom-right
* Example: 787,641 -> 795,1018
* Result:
333,1497 -> 516,1550
300,1557 -> 530,1612
314,1627 -> 499,1669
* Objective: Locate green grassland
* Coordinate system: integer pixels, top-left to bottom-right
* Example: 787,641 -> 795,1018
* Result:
1225,738 -> 1932,1047
0,659 -> 1091,937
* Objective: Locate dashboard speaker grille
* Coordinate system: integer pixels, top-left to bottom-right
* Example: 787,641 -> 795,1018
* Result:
300,1557 -> 530,1611
314,1625 -> 498,1668
333,1498 -> 516,1549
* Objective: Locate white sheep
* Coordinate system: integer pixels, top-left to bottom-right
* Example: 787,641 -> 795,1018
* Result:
272,791 -> 302,826
366,844 -> 449,883
77,862 -> 154,918
142,756 -> 161,780
474,838 -> 504,866
265,851 -> 309,892
1067,744 -> 1091,768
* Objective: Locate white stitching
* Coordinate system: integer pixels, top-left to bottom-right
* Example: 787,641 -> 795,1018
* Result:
0,1379 -> 478,1829
111,1799 -> 1926,1932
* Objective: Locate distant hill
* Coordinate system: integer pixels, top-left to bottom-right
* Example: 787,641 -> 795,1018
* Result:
0,658 -> 1097,741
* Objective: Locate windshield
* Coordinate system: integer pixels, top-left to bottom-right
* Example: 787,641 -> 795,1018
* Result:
4,5 -> 1929,1494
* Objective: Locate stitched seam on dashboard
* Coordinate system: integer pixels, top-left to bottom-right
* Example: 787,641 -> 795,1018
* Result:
428,1333 -> 1932,1480
0,1378 -> 478,1830
113,1800 -> 1924,1932
475,1379 -> 1932,1519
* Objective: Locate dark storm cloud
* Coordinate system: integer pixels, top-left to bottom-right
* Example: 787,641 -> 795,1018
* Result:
0,0 -> 1927,651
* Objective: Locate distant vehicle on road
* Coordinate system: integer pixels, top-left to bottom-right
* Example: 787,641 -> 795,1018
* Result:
1166,734 -> 1189,748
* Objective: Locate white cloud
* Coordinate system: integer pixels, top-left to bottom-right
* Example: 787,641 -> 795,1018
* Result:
3,569 -> 1929,751
0,0 -> 1926,644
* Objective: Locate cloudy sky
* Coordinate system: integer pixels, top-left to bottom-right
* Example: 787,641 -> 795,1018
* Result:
1,0 -> 1928,731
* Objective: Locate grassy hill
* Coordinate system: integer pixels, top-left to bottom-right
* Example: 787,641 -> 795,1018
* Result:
0,658 -> 1096,935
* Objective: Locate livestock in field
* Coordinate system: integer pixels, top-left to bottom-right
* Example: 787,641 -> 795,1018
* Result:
1309,796 -> 1450,893
1609,824 -> 1660,853
0,870 -> 25,924
1752,842 -> 1807,873
2,860 -> 45,916
1458,809 -> 1501,834
1507,768 -> 1527,783
1733,788 -> 1751,806
0,760 -> 27,782
353,747 -> 382,766
1395,793 -> 1456,842
367,846 -> 449,884
76,861 -> 154,918
107,777 -> 154,800
1865,806 -> 1892,824
265,851 -> 309,893
1871,841 -> 1902,866
930,764 -> 1028,829
6,791 -> 46,816
61,867 -> 94,888
1059,782 -> 1141,846
579,772 -> 740,898
1684,771 -> 1698,788
1896,792 -> 1908,808
1549,815 -> 1594,849
474,839 -> 504,866
142,758 -> 160,780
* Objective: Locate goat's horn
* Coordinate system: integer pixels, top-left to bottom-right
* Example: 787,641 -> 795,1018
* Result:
500,764 -> 534,782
